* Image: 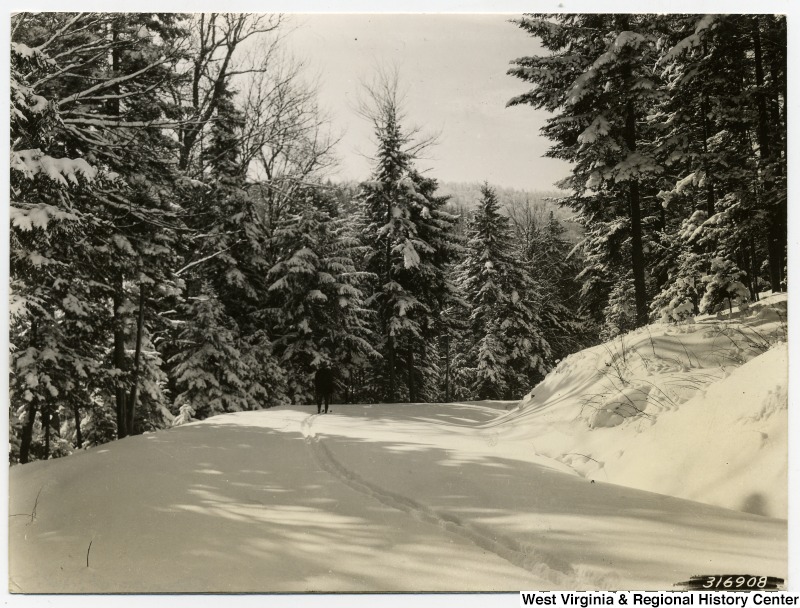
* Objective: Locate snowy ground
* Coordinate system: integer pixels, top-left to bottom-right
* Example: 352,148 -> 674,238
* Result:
502,294 -> 789,518
8,296 -> 789,593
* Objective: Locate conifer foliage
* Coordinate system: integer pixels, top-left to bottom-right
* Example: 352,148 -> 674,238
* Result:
355,71 -> 461,403
458,184 -> 551,400
267,189 -> 378,403
508,14 -> 787,330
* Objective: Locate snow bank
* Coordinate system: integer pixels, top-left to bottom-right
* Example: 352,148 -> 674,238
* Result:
602,344 -> 787,516
501,293 -> 788,517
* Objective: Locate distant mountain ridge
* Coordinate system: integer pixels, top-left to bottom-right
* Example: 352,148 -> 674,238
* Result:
438,181 -> 582,243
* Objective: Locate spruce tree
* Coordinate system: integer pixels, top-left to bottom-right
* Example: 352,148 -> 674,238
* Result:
515,209 -> 587,360
267,188 -> 378,404
508,15 -> 664,328
356,71 -> 460,403
170,282 -> 279,420
459,184 -> 551,400
653,14 -> 786,308
10,13 -> 186,457
700,258 -> 750,316
169,80 -> 288,417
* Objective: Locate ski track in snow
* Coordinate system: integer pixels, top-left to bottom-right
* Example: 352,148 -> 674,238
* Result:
301,413 -> 584,588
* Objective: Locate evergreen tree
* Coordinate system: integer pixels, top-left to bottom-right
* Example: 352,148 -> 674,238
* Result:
169,79 -> 287,418
458,184 -> 551,399
267,188 -> 378,404
170,282 -> 280,420
513,208 -> 589,359
700,258 -> 750,316
10,13 -> 186,458
653,15 -> 786,306
356,70 -> 460,402
650,210 -> 708,322
508,14 -> 786,333
509,14 -> 664,328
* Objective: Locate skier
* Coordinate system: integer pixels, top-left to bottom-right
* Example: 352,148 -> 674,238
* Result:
314,366 -> 334,414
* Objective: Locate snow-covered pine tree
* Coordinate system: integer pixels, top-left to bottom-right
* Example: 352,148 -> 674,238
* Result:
355,69 -> 458,403
165,16 -> 340,416
650,210 -> 709,322
170,282 -> 279,420
393,170 -> 463,403
508,14 -> 665,328
10,37 -> 103,462
510,204 -> 588,361
11,14 -> 189,449
169,79 -> 288,415
601,274 -> 638,340
10,15 -> 185,458
651,250 -> 706,323
458,184 -> 551,400
654,15 -> 786,303
267,188 -> 378,404
568,212 -> 632,336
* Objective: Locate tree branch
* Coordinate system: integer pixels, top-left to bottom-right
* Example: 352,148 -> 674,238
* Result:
58,57 -> 168,107
175,242 -> 243,276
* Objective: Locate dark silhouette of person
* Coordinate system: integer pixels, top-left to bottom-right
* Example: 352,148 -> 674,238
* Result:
314,367 -> 334,414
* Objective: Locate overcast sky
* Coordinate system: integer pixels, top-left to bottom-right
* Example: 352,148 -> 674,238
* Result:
282,14 -> 572,191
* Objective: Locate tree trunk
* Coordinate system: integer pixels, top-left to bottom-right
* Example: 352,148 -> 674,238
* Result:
19,404 -> 37,464
750,236 -> 760,301
43,409 -> 51,460
767,218 -> 785,292
113,274 -> 128,439
443,332 -> 451,402
768,23 -> 787,293
617,14 -> 648,327
107,26 -> 129,438
627,171 -> 648,326
126,283 -> 147,435
387,334 -> 396,403
751,17 -> 784,293
73,404 -> 83,449
751,18 -> 771,162
738,249 -> 756,300
701,94 -> 716,219
385,197 -> 396,403
407,349 -> 416,403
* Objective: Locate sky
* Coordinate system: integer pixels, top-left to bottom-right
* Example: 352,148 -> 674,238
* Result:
281,14 -> 572,191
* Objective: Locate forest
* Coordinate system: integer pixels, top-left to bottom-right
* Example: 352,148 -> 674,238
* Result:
9,13 -> 787,464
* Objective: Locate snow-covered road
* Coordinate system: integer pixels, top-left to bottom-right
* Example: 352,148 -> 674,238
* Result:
9,402 -> 787,593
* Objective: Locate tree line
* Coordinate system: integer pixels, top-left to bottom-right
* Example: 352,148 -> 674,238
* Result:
9,13 -> 786,463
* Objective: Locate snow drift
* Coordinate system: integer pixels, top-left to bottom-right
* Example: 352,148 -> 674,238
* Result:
498,293 -> 788,517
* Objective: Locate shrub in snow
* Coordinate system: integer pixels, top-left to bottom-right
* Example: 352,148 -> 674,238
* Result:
700,258 -> 749,316
601,276 -> 637,340
651,251 -> 706,323
173,404 -> 196,426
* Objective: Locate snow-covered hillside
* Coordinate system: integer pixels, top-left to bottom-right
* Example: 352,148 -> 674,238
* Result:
499,293 -> 788,518
8,296 -> 788,593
